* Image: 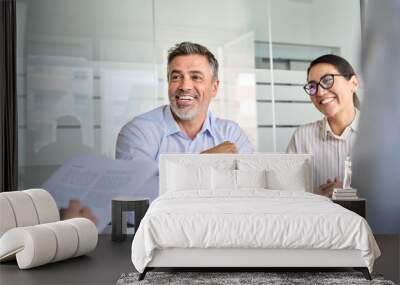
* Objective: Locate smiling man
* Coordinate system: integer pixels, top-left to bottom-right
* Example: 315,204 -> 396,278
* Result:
61,42 -> 253,224
115,42 -> 253,163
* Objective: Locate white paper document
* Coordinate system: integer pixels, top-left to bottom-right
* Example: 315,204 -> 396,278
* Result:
42,155 -> 159,232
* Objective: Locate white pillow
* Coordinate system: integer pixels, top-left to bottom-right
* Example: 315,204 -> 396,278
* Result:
211,168 -> 237,190
266,163 -> 307,191
167,163 -> 212,191
236,169 -> 267,189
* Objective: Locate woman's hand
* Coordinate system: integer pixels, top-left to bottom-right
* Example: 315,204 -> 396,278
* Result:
317,177 -> 342,197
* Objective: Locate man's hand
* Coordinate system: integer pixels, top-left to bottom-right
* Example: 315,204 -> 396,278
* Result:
316,177 -> 342,197
201,141 -> 238,154
60,199 -> 98,225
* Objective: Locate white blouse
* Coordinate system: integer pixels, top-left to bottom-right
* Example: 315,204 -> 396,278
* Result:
286,110 -> 359,190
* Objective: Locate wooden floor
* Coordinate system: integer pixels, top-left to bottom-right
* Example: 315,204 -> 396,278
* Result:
0,234 -> 398,284
0,235 -> 134,284
373,235 -> 400,284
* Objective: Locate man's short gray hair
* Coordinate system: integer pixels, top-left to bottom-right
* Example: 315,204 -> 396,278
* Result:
167,42 -> 219,81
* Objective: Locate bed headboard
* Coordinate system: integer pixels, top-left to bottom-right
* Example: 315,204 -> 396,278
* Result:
159,153 -> 314,195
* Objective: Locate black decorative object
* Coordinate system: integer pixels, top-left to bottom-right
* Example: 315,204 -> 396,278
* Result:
112,197 -> 149,242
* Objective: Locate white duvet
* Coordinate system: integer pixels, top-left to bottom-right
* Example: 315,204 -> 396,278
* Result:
131,190 -> 380,273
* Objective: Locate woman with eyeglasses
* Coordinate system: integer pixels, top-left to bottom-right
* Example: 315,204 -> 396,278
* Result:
287,54 -> 360,197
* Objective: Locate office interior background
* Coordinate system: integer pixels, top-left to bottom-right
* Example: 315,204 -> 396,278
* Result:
3,1 -> 399,282
15,0 -> 362,189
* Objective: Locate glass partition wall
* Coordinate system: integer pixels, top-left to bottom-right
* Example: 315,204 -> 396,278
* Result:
17,0 -> 362,189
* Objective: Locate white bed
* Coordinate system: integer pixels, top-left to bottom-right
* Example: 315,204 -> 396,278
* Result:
131,154 -> 380,280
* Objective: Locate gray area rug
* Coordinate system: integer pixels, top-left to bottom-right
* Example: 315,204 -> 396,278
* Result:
116,271 -> 396,285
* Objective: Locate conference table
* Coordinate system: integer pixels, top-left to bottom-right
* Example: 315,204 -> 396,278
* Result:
0,235 -> 133,285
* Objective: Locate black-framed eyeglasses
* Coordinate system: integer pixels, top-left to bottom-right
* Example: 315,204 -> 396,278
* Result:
303,74 -> 344,96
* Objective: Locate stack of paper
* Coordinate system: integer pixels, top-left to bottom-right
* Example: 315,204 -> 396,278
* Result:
332,188 -> 358,200
42,155 -> 159,232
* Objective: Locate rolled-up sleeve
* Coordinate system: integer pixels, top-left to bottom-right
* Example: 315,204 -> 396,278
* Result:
224,122 -> 254,154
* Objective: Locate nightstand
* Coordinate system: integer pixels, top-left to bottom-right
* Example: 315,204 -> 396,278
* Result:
332,198 -> 366,218
111,197 -> 149,242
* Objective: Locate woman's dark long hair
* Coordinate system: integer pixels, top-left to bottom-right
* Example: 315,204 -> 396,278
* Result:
307,54 -> 360,109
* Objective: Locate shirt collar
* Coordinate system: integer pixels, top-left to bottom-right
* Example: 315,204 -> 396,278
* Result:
164,105 -> 216,138
321,108 -> 360,140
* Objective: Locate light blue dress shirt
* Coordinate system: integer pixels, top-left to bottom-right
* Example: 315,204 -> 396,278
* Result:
116,105 -> 253,161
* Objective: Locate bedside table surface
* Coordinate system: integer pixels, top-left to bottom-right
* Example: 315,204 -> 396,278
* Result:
332,197 -> 366,201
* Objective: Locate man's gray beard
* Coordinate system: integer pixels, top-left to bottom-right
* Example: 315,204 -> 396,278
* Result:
170,104 -> 198,121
